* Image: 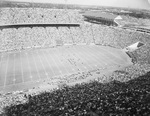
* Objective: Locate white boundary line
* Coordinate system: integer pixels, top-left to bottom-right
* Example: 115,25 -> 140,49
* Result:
65,46 -> 85,72
30,51 -> 41,81
71,46 -> 89,72
54,48 -> 70,74
0,54 -> 2,70
13,54 -> 16,84
77,46 -> 96,66
83,46 -> 107,68
42,50 -> 56,76
59,47 -> 77,74
81,46 -> 107,67
0,54 -> 2,65
86,46 -> 119,67
45,50 -> 59,76
36,50 -> 48,79
100,46 -> 125,62
74,48 -> 89,72
26,52 -> 32,81
83,46 -> 112,64
62,48 -> 77,74
20,52 -> 24,83
89,46 -> 119,65
47,49 -> 63,76
83,45 -> 117,70
0,54 -> 2,86
4,54 -> 9,88
71,46 -> 94,71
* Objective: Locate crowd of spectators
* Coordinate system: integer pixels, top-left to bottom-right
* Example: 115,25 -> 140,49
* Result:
91,24 -> 150,63
0,8 -> 150,115
0,8 -> 150,64
0,61 -> 150,115
0,8 -> 83,24
2,71 -> 150,115
110,63 -> 150,82
0,24 -> 150,64
58,27 -> 73,44
80,24 -> 94,44
70,27 -> 85,44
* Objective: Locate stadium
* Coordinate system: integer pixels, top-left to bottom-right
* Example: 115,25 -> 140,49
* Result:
0,2 -> 150,116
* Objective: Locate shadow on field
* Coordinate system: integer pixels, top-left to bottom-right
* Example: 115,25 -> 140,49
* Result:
4,72 -> 150,116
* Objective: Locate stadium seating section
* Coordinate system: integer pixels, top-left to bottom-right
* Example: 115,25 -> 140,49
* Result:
0,8 -> 150,64
0,8 -> 150,115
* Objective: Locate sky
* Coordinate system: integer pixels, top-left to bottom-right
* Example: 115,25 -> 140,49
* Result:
3,0 -> 150,9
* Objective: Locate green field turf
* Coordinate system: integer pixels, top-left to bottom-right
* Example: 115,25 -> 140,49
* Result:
0,45 -> 132,93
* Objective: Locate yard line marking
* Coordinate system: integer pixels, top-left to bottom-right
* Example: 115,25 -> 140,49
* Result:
13,54 -> 16,85
0,54 -> 2,86
65,46 -> 85,72
99,46 -> 125,63
81,47 -> 103,69
59,47 -> 77,74
30,75 -> 33,80
94,46 -> 121,68
0,54 -> 2,65
89,46 -> 119,65
72,46 -> 94,71
47,49 -> 62,76
51,50 -> 64,76
42,50 -> 56,76
20,52 -> 24,83
13,78 -> 16,82
80,46 -> 106,68
82,46 -> 111,66
26,52 -> 32,81
45,50 -> 59,76
0,54 -> 2,70
55,47 -> 70,74
45,73 -> 48,76
88,46 -> 114,69
30,51 -> 41,81
82,46 -> 104,62
0,54 -> 4,87
71,46 -> 92,71
4,54 -> 9,88
89,46 -> 114,66
36,51 -> 48,79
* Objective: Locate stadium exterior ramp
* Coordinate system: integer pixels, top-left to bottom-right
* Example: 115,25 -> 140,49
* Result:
124,41 -> 145,52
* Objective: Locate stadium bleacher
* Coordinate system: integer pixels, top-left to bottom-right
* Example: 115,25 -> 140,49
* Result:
0,7 -> 150,115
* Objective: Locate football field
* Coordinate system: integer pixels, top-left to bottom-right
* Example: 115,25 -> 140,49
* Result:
0,45 -> 132,93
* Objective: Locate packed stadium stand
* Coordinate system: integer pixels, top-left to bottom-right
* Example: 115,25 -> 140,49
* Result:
4,72 -> 150,115
0,7 -> 150,115
0,8 -> 149,60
